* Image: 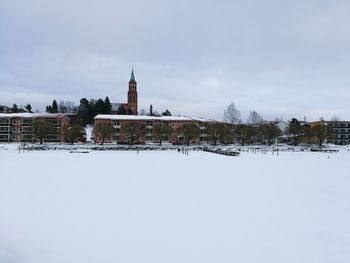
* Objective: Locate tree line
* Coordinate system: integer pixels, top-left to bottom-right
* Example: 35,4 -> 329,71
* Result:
4,104 -> 33,113
93,121 -> 281,146
223,102 -> 333,146
94,119 -> 332,146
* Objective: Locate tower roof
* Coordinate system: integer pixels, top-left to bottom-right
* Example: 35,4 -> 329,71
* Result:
130,68 -> 136,82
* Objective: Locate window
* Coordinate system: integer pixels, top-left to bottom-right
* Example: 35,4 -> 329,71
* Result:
0,119 -> 9,125
23,119 -> 33,125
22,135 -> 33,140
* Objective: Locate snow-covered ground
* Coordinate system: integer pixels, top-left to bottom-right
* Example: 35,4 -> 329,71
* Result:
0,146 -> 349,263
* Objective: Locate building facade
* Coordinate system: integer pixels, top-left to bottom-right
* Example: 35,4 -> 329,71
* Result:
0,113 -> 70,143
94,115 -> 214,145
326,121 -> 350,145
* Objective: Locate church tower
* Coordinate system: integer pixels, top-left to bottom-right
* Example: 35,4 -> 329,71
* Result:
127,69 -> 138,115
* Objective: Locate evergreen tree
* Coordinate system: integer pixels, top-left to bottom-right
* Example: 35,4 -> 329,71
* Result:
88,99 -> 97,124
79,98 -> 89,110
77,98 -> 90,126
162,109 -> 172,116
46,100 -> 59,113
117,105 -> 126,115
103,96 -> 112,114
95,99 -> 105,114
11,104 -> 19,113
52,100 -> 58,113
25,104 -> 33,113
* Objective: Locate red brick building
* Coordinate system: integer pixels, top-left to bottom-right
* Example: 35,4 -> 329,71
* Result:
94,115 -> 213,145
111,69 -> 138,115
0,113 -> 70,143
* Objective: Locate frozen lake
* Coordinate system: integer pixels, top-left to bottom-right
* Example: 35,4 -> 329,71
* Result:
0,147 -> 350,263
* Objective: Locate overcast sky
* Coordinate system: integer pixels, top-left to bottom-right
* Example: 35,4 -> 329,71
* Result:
1,0 -> 350,121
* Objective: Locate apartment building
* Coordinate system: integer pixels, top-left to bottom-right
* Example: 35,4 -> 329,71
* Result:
326,121 -> 350,145
0,113 -> 70,143
94,115 -> 214,144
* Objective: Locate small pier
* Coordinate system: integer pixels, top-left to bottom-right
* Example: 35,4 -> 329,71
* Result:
203,147 -> 240,156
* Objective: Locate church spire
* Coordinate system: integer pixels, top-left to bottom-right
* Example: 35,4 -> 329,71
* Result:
130,68 -> 136,82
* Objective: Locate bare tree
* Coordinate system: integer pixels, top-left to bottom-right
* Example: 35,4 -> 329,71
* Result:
224,102 -> 241,143
247,111 -> 263,124
224,102 -> 241,125
154,122 -> 173,145
63,124 -> 86,144
206,122 -> 227,146
33,119 -> 52,144
177,123 -> 200,146
287,118 -> 305,146
122,122 -> 146,145
94,122 -> 115,145
58,100 -> 77,113
234,124 -> 255,146
310,123 -> 332,146
259,124 -> 282,145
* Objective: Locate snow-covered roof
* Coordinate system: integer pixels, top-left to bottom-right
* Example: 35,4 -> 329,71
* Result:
189,117 -> 218,123
94,114 -> 211,122
0,113 -> 66,118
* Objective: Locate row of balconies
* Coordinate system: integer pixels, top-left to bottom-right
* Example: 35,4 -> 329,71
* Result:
112,121 -> 207,130
332,129 -> 350,133
329,123 -> 350,128
334,135 -> 350,139
0,128 -> 33,133
0,120 -> 59,126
